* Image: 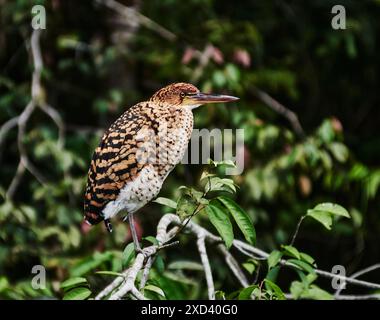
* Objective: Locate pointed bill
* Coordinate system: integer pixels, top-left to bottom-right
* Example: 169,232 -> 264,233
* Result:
186,92 -> 239,104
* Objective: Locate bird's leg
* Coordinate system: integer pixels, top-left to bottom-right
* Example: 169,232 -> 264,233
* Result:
104,219 -> 113,233
128,212 -> 142,253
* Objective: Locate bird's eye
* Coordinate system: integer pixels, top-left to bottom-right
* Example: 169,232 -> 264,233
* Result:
180,92 -> 186,98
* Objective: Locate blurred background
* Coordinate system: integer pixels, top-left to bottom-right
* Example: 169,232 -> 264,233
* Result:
0,0 -> 380,299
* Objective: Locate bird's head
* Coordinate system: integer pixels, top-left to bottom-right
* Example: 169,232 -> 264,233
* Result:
150,82 -> 239,109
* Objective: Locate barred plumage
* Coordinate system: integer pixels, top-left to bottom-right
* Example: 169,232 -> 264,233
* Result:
84,82 -> 238,250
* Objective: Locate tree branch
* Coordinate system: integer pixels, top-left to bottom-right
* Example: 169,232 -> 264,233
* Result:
334,263 -> 380,297
233,240 -> 380,290
197,233 -> 215,300
252,87 -> 305,138
95,0 -> 176,41
96,213 -> 380,300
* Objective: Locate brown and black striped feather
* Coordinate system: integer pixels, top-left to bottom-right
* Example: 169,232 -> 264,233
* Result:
84,102 -> 158,225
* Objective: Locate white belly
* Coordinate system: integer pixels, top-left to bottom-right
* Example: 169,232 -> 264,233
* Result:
102,110 -> 193,220
102,165 -> 163,220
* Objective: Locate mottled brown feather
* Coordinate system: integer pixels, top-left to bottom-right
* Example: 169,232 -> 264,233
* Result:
84,83 -> 198,225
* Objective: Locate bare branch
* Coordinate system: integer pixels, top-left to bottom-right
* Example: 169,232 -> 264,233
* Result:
96,213 -> 380,300
131,286 -> 148,300
17,101 -> 47,186
334,294 -> 380,300
197,234 -> 215,300
40,103 -> 65,148
5,29 -> 67,199
252,87 -> 305,138
95,0 -> 176,41
217,244 -> 249,287
234,239 -> 380,290
6,160 -> 26,200
335,263 -> 380,297
31,30 -> 43,100
139,256 -> 155,290
289,215 -> 305,247
285,293 -> 380,300
0,116 -> 19,155
191,44 -> 216,83
95,271 -> 126,300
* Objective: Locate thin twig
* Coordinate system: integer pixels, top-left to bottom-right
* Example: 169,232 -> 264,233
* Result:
217,244 -> 249,287
285,293 -> 380,300
5,29 -> 67,199
252,87 -> 305,138
95,0 -> 176,41
334,294 -> 380,300
197,234 -> 215,300
94,270 -> 127,300
17,101 -> 47,186
131,287 -> 148,300
191,44 -> 216,83
0,116 -> 19,156
335,263 -> 380,297
139,256 -> 155,290
40,103 -> 65,148
6,161 -> 26,200
289,215 -> 305,247
234,239 -> 380,290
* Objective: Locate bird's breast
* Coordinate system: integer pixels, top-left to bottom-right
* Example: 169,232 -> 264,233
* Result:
153,107 -> 193,177
101,107 -> 193,220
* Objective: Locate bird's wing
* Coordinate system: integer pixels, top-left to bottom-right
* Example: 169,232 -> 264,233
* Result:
84,103 -> 157,224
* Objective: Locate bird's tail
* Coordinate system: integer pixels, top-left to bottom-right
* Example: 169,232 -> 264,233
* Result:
83,211 -> 103,225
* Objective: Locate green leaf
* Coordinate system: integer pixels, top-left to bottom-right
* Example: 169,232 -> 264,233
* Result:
317,119 -> 335,143
213,70 -> 226,87
63,287 -> 92,300
144,285 -> 165,297
205,177 -> 236,194
238,285 -> 258,300
290,280 -> 304,299
264,279 -> 286,300
313,203 -> 350,218
281,245 -> 301,259
154,255 -> 165,274
60,277 -> 88,290
288,259 -> 315,275
176,194 -> 198,221
206,204 -> 234,249
328,142 -> 349,163
200,171 -> 216,182
214,290 -> 226,300
300,252 -> 315,266
207,159 -> 236,168
306,210 -> 333,230
217,196 -> 256,245
291,281 -> 333,300
144,236 -> 159,245
122,243 -> 135,267
0,277 -> 9,293
303,285 -> 333,300
154,197 -> 177,209
266,266 -> 280,283
267,250 -> 283,269
225,64 -> 240,83
242,261 -> 256,274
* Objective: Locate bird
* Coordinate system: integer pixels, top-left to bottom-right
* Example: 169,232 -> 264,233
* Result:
84,82 -> 238,252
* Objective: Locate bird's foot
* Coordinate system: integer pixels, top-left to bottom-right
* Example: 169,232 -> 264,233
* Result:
135,245 -> 149,260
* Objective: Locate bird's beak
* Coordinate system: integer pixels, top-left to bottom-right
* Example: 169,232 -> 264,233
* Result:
186,92 -> 239,105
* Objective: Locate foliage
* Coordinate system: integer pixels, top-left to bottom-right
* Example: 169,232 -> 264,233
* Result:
0,0 -> 380,299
